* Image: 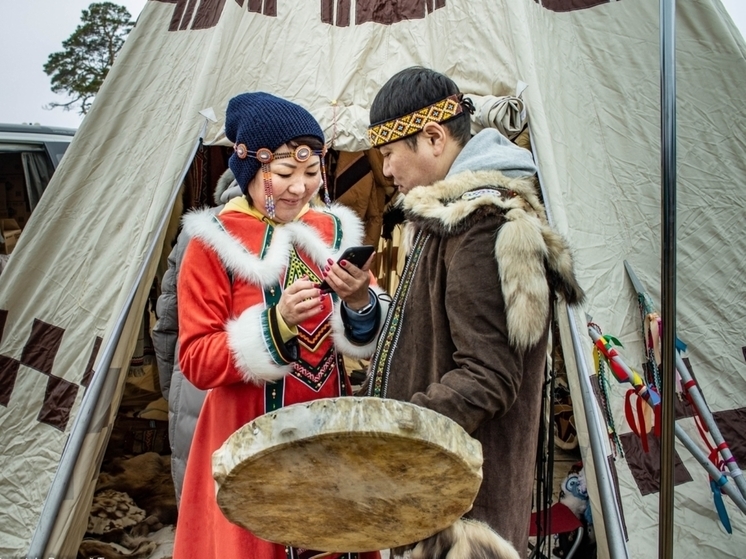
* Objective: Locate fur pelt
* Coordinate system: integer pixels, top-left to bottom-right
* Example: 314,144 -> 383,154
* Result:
401,169 -> 584,350
78,534 -> 157,559
87,489 -> 146,535
393,518 -> 521,559
95,452 -> 178,533
79,453 -> 177,559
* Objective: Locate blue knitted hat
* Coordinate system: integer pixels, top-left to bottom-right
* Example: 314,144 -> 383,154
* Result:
225,92 -> 325,193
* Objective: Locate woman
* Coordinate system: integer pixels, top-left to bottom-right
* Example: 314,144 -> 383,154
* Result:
172,92 -> 386,559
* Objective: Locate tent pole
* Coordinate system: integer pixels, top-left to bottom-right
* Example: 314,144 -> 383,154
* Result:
530,124 -> 630,559
566,308 -> 630,559
673,352 -> 746,500
27,120 -> 207,558
624,259 -> 746,501
588,325 -> 746,515
659,0 -> 677,558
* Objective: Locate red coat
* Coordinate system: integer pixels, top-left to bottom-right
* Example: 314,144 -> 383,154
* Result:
173,203 -> 381,559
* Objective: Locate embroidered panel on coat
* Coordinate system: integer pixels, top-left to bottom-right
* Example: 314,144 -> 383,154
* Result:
285,247 -> 335,391
367,230 -> 430,398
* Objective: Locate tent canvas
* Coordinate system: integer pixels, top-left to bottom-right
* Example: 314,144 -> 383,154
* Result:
1,0 -> 745,557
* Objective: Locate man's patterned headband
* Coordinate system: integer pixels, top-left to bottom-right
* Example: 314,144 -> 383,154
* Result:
368,94 -> 467,148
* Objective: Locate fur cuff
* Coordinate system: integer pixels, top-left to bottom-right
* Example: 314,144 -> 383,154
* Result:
226,305 -> 292,383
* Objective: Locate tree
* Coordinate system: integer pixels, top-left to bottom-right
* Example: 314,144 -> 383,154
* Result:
43,3 -> 134,115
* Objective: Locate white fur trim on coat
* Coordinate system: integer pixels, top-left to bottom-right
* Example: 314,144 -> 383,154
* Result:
185,203 -> 370,377
226,305 -> 292,383
181,203 -> 365,289
409,518 -> 521,559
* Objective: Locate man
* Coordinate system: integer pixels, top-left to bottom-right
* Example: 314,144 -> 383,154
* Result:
366,67 -> 584,553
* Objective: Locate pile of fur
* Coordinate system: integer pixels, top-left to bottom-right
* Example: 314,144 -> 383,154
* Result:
392,518 -> 521,559
78,452 -> 177,559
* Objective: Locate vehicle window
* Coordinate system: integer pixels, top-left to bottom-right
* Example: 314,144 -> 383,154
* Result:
45,141 -> 72,169
0,126 -> 74,256
0,150 -> 55,229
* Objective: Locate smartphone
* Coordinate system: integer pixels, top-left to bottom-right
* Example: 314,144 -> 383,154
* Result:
317,245 -> 376,293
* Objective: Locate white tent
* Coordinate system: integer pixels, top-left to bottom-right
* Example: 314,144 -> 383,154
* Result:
1,0 -> 745,557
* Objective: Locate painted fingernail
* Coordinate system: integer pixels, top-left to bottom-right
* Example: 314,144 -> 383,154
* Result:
340,260 -> 347,267
327,258 -> 334,265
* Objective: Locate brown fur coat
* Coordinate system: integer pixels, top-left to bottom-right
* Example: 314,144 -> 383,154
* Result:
367,168 -> 583,553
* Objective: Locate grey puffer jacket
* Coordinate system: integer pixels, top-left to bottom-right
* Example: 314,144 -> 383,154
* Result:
152,168 -> 241,506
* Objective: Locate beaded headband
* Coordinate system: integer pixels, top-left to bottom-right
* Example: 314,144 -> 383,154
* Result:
367,94 -> 466,148
233,143 -> 325,164
233,143 -> 330,219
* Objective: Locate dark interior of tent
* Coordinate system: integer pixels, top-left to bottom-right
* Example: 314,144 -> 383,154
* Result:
69,131 -> 592,559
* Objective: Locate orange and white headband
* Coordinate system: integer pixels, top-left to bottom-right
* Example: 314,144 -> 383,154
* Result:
367,94 -> 470,148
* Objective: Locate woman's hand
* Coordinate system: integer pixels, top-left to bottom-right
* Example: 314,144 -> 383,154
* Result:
277,277 -> 324,327
321,254 -> 374,310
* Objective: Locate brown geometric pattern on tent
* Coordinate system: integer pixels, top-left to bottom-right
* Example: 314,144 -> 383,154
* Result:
149,0 -> 626,33
621,406 -> 746,496
536,0 -> 613,13
242,0 -> 276,17
154,0 -> 448,30
322,0 -> 446,26
151,0 -> 231,31
619,431 -> 693,496
166,0 -> 276,31
0,314 -> 102,432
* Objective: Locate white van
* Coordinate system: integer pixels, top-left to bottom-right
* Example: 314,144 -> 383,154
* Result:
0,123 -> 76,255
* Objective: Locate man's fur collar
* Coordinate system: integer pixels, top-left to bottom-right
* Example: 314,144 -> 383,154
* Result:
402,169 -> 546,237
402,169 -> 584,350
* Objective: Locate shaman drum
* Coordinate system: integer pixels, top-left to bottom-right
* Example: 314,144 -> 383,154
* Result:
212,397 -> 483,552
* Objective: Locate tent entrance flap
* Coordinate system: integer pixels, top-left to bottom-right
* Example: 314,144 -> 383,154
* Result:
531,123 -> 630,559
27,121 -> 207,559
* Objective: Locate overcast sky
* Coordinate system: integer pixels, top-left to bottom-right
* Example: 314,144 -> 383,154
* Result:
0,0 -> 744,130
0,0 -> 148,129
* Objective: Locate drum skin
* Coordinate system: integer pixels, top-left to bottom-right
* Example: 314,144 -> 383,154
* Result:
212,397 -> 483,552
